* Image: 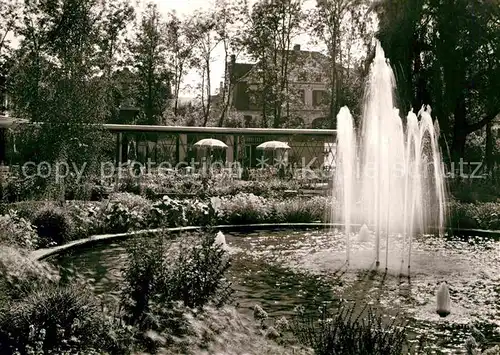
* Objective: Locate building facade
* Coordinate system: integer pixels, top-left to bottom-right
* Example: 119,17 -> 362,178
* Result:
227,44 -> 332,128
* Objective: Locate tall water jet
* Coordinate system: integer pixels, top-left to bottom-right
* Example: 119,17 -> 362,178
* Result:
334,41 -> 447,272
336,107 -> 356,263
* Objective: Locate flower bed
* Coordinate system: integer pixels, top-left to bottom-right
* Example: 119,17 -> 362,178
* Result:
0,192 -> 332,249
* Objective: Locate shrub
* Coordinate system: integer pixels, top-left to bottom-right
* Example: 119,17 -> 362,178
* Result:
291,303 -> 408,355
449,179 -> 500,203
121,232 -> 232,332
448,201 -> 500,230
0,246 -> 59,303
0,211 -> 38,249
147,196 -> 187,228
118,174 -> 142,195
33,207 -> 73,246
1,174 -> 46,203
215,193 -> 272,224
109,192 -> 150,211
274,197 -> 328,223
104,202 -> 147,233
121,234 -> 168,325
67,201 -> 106,239
0,201 -> 47,221
474,203 -> 500,229
0,284 -> 117,354
103,193 -> 150,233
183,199 -> 216,226
63,175 -> 108,201
167,231 -> 233,309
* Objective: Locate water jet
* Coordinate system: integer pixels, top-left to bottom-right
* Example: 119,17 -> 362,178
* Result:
335,42 -> 447,272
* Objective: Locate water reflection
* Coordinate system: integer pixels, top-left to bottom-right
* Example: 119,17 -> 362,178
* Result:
55,229 -> 500,352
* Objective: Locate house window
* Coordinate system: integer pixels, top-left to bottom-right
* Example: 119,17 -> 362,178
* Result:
312,90 -> 326,107
298,72 -> 307,82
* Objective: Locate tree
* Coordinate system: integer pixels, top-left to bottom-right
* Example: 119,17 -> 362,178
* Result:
375,0 -> 500,162
213,0 -> 247,127
165,11 -> 200,118
243,0 -> 305,128
10,0 -> 115,167
190,11 -> 220,126
309,0 -> 373,124
98,0 -> 135,122
0,0 -> 21,113
129,3 -> 171,125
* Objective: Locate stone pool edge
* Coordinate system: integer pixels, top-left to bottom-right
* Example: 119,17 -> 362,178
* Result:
31,223 -> 500,261
31,222 -> 333,261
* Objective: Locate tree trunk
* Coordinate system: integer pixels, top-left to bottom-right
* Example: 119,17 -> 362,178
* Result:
218,42 -> 229,127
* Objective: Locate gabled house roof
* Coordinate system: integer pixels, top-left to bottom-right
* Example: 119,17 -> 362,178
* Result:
231,46 -> 330,84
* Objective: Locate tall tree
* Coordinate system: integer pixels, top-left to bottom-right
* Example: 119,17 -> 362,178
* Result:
98,0 -> 135,122
129,3 -> 171,125
0,0 -> 21,113
165,12 -> 200,118
309,0 -> 372,124
243,0 -> 304,128
191,11 -> 220,126
10,0 -> 115,166
375,0 -> 500,162
214,0 -> 247,127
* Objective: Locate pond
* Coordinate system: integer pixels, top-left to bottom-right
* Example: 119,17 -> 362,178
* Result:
54,228 -> 500,353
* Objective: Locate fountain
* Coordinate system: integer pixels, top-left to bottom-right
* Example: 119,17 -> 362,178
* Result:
335,41 -> 447,272
215,231 -> 230,252
436,282 -> 451,317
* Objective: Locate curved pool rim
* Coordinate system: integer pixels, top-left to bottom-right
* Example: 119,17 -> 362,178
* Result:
31,223 -> 500,261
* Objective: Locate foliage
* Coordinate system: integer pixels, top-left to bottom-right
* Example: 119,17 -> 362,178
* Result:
291,303 -> 408,355
104,201 -> 148,233
9,0 -> 119,168
117,173 -> 143,195
449,179 -> 500,203
62,174 -> 110,201
375,0 -> 500,161
0,246 -> 59,303
0,211 -> 38,249
155,306 -> 313,355
103,192 -> 149,233
214,193 -> 273,224
274,197 -> 328,223
0,284 -> 118,355
243,0 -> 305,128
33,207 -> 73,247
128,3 -> 171,125
165,231 -> 233,309
164,11 -> 202,118
121,232 -> 232,332
148,195 -> 187,228
67,201 -> 106,239
309,0 -> 373,122
448,201 -> 500,230
183,199 -> 216,226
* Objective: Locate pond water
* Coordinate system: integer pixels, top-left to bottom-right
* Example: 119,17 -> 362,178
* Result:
54,228 -> 500,354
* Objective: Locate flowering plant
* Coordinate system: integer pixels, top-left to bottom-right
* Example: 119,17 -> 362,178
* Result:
215,193 -> 272,224
148,195 -> 187,228
0,211 -> 39,249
